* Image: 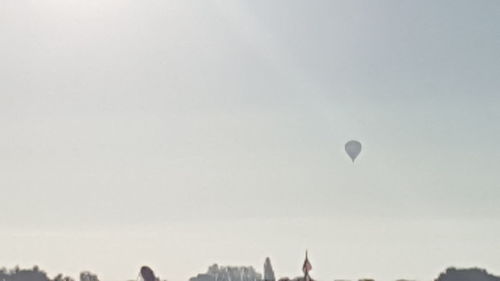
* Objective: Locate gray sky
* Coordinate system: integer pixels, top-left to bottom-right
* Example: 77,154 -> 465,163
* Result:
1,1 -> 499,281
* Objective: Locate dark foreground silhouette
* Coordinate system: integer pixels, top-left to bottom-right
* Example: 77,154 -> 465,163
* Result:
436,268 -> 500,281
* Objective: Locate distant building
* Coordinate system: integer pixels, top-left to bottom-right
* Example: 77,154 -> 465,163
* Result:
264,258 -> 276,281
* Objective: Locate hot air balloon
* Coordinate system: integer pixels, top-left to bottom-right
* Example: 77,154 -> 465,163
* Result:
140,266 -> 156,281
345,140 -> 362,162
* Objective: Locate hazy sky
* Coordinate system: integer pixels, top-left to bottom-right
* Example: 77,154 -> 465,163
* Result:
1,1 -> 499,281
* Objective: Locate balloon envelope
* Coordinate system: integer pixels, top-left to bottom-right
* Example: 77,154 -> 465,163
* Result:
345,140 -> 362,162
140,266 -> 156,281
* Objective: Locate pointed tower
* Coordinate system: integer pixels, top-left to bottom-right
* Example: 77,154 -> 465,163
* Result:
302,251 -> 312,281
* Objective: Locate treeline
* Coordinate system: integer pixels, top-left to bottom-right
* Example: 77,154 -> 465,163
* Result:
189,264 -> 262,281
0,266 -> 98,281
2,265 -> 500,281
